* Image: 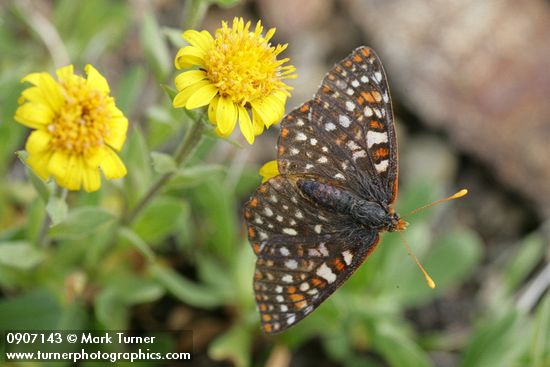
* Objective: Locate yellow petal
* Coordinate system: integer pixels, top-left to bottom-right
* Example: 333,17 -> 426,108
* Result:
24,73 -> 63,112
21,86 -> 49,106
59,155 -> 83,191
216,97 -> 237,136
237,105 -> 254,144
14,103 -> 54,128
82,163 -> 101,192
182,29 -> 213,52
25,129 -> 51,155
250,100 -> 273,128
174,46 -> 205,69
105,116 -> 128,151
259,160 -> 279,183
175,70 -> 207,91
252,109 -> 265,136
47,151 -> 70,180
185,83 -> 218,109
172,80 -> 210,108
85,64 -> 110,93
99,148 -> 127,179
27,150 -> 53,180
55,65 -> 74,82
208,96 -> 219,125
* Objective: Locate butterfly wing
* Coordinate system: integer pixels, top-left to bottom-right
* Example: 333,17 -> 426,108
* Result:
278,46 -> 398,204
244,176 -> 380,333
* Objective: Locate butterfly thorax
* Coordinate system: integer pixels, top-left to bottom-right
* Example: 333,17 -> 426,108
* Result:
297,179 -> 407,232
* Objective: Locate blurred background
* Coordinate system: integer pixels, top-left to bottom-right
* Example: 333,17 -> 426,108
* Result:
0,0 -> 549,366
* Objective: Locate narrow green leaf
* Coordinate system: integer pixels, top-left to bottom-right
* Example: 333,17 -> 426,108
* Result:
151,151 -> 177,174
0,290 -> 62,329
150,263 -> 225,308
118,227 -> 156,262
141,12 -> 171,82
209,324 -> 251,367
459,309 -> 531,367
530,294 -> 550,367
504,234 -> 545,293
49,207 -> 116,239
132,196 -> 188,244
46,196 -> 68,226
28,169 -> 51,203
0,241 -> 44,269
167,164 -> 225,189
372,321 -> 432,367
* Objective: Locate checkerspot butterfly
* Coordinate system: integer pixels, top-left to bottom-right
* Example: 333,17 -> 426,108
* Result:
244,46 -> 456,334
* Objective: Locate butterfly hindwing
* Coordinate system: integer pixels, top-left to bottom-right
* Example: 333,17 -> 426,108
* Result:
244,176 -> 380,333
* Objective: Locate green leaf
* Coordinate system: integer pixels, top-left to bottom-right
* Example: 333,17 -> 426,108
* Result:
167,164 -> 225,189
151,151 -> 177,174
122,128 -> 153,205
132,196 -> 188,244
161,84 -> 178,101
141,12 -> 171,82
504,233 -> 545,293
372,321 -> 432,367
209,324 -> 251,367
530,293 -> 550,367
115,65 -> 146,114
0,241 -> 44,269
0,290 -> 62,329
95,286 -> 128,329
210,0 -> 242,7
150,263 -> 225,308
46,196 -> 68,226
49,207 -> 116,240
460,309 -> 531,367
118,227 -> 156,262
28,168 -> 51,203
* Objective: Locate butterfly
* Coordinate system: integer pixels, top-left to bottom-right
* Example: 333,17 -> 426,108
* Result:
243,46 -> 407,334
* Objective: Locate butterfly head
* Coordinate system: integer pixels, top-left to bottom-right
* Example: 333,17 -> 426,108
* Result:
388,212 -> 408,232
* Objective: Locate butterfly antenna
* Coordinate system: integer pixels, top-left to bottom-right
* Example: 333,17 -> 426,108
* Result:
402,189 -> 468,219
398,232 -> 435,288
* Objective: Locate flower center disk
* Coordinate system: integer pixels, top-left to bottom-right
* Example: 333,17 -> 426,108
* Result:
49,78 -> 111,156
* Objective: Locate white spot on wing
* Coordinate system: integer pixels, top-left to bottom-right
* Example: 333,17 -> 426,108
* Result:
325,122 -> 336,131
280,247 -> 289,256
300,282 -> 310,291
275,285 -> 283,293
276,215 -> 283,222
287,314 -> 296,325
339,115 -> 351,127
264,207 -> 273,216
290,148 -> 299,155
317,156 -> 328,163
364,106 -> 373,117
367,131 -> 388,147
314,224 -> 322,234
276,295 -> 284,302
351,80 -> 359,87
316,263 -> 336,283
346,88 -> 354,95
310,138 -> 317,146
360,75 -> 369,83
334,173 -> 345,179
285,259 -> 298,269
283,228 -> 298,235
319,243 -> 329,256
375,159 -> 389,172
296,132 -> 307,141
345,101 -> 355,111
282,274 -> 293,283
280,305 -> 288,312
374,71 -> 382,83
295,210 -> 304,219
342,250 -> 353,265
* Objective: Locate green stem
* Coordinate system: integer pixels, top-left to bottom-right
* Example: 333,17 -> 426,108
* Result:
183,0 -> 208,29
37,187 -> 67,247
122,115 -> 205,225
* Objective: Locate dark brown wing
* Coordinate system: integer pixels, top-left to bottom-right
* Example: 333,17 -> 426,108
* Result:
278,46 -> 398,204
244,176 -> 379,333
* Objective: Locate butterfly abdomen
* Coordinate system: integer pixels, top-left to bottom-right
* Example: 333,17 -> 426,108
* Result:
297,179 -> 391,229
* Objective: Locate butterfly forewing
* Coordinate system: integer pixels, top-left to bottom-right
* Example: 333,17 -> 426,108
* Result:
245,46 -> 400,333
244,176 -> 380,333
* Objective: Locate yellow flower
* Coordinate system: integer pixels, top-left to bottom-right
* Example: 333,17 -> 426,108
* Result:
173,17 -> 296,144
259,160 -> 279,183
15,65 -> 128,192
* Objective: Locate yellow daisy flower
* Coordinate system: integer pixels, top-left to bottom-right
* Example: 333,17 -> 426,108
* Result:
259,160 -> 279,183
173,17 -> 296,144
15,65 -> 128,192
